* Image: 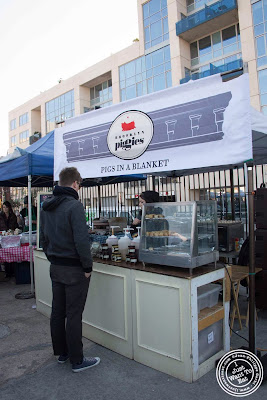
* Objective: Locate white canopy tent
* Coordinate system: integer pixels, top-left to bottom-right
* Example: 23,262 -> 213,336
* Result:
53,73 -> 266,354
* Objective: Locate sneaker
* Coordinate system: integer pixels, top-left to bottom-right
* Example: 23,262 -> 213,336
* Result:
72,357 -> 100,373
58,354 -> 69,364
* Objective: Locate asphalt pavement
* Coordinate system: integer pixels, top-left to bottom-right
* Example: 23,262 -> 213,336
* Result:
1,278 -> 267,400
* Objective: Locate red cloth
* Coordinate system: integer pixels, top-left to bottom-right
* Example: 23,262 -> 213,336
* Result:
0,246 -> 35,263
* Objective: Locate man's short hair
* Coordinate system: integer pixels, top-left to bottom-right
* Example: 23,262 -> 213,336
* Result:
59,167 -> 82,187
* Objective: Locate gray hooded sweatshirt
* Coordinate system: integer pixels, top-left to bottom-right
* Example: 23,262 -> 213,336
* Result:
40,185 -> 92,273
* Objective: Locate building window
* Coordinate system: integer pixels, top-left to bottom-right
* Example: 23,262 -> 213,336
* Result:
252,0 -> 267,67
186,0 -> 214,13
119,45 -> 172,101
89,79 -> 112,111
190,24 -> 241,68
19,130 -> 29,143
259,68 -> 267,115
19,112 -> 29,126
11,135 -> 17,147
45,90 -> 74,133
10,119 -> 16,131
143,0 -> 169,50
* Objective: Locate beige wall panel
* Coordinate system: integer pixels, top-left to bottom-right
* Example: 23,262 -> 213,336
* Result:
31,109 -> 41,133
77,86 -> 91,114
248,59 -> 258,76
82,262 -> 133,359
135,280 -> 182,359
241,27 -> 257,62
137,0 -> 145,54
250,95 -> 261,111
34,250 -> 52,318
132,269 -> 192,381
84,272 -> 126,339
238,0 -> 253,30
168,1 -> 179,30
41,104 -> 46,134
249,72 -> 260,97
179,38 -> 191,61
116,43 -> 141,66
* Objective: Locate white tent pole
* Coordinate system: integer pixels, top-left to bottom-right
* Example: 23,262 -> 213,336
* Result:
247,163 -> 256,354
28,175 -> 34,294
244,163 -> 249,236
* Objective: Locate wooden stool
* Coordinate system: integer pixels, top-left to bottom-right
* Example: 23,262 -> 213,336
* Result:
229,265 -> 261,334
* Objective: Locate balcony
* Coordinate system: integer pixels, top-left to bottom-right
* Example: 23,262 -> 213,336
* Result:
180,58 -> 243,84
176,0 -> 238,42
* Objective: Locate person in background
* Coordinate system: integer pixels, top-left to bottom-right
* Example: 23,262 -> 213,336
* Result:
20,196 -> 37,232
0,213 -> 7,231
1,201 -> 19,278
1,201 -> 18,231
40,167 -> 100,373
131,190 -> 187,244
131,190 -> 160,234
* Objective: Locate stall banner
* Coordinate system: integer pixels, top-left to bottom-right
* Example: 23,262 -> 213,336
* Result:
54,74 -> 252,180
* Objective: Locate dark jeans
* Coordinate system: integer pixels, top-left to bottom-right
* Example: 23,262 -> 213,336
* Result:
50,264 -> 90,364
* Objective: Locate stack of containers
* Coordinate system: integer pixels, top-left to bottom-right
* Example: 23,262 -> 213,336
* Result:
197,283 -> 223,364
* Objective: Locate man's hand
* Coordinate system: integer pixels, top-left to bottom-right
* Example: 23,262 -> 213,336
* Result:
85,272 -> 91,279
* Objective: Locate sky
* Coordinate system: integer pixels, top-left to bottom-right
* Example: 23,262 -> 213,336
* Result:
0,0 -> 139,156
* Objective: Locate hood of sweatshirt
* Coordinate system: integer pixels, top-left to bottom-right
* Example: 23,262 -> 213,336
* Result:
42,186 -> 79,211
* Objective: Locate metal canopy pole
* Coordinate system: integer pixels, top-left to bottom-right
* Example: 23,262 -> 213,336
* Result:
28,174 -> 34,295
98,185 -> 101,216
247,163 -> 256,354
230,168 -> 235,220
15,175 -> 35,300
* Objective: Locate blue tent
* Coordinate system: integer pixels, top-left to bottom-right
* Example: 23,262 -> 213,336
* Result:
0,131 -> 145,187
0,131 -> 54,187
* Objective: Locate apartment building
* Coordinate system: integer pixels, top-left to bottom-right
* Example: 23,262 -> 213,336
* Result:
8,0 -> 266,152
7,0 -> 267,225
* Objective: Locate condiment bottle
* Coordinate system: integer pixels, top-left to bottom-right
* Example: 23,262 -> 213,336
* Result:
114,252 -> 122,263
106,226 -> 120,249
132,227 -> 141,249
103,249 -> 109,260
118,226 -> 133,261
128,245 -> 136,253
112,244 -> 119,253
130,254 -> 137,264
101,243 -> 108,251
111,252 -> 117,262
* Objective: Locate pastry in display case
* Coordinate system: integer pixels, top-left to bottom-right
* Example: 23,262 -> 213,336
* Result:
139,201 -> 219,269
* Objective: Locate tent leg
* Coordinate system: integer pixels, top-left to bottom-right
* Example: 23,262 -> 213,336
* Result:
28,175 -> 34,295
247,164 -> 256,354
15,177 -> 35,300
98,186 -> 101,216
244,163 -> 249,236
230,168 -> 235,220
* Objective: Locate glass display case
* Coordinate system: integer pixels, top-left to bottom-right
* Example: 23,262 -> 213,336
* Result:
139,201 -> 218,269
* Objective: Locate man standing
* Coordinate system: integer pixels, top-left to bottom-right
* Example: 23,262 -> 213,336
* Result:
40,167 -> 100,372
20,196 -> 38,231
